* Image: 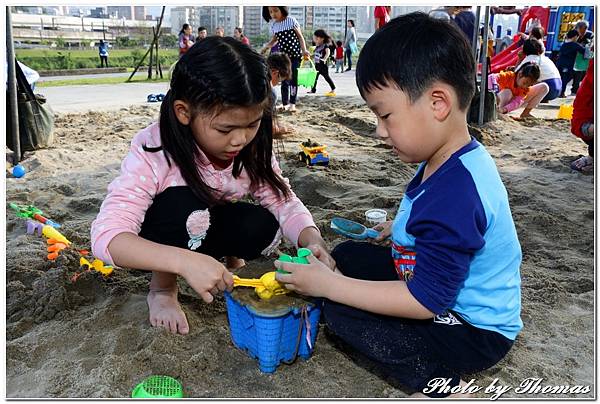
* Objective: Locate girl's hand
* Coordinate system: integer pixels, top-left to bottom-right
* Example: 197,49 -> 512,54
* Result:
303,50 -> 311,59
305,243 -> 336,270
275,253 -> 337,297
177,251 -> 232,303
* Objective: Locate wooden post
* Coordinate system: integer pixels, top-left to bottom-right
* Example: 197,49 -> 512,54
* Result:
478,6 -> 490,126
147,38 -> 153,79
127,6 -> 165,82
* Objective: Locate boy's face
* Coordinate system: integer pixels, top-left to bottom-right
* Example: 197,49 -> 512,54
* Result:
364,84 -> 444,164
198,30 -> 207,39
271,69 -> 282,85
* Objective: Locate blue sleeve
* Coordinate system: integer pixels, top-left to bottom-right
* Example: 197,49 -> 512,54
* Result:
406,166 -> 487,314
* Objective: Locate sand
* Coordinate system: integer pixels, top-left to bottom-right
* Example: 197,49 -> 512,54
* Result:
5,97 -> 594,398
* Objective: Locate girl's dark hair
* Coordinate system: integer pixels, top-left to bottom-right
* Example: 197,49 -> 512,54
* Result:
262,6 -> 289,22
516,62 -> 540,81
156,37 -> 290,204
235,27 -> 245,37
336,40 -> 343,46
179,23 -> 190,35
348,19 -> 355,27
314,29 -> 331,44
357,12 -> 475,111
522,38 -> 543,56
530,26 -> 544,40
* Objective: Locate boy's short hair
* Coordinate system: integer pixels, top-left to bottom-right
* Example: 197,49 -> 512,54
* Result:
336,40 -> 343,46
198,26 -> 207,32
267,52 -> 292,80
566,29 -> 579,39
356,12 -> 475,111
522,38 -> 543,56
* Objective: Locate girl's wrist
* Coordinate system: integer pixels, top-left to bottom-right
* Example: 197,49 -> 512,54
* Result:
298,226 -> 324,248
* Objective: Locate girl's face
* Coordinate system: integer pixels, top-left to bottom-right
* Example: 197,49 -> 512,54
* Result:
347,21 -> 352,27
234,29 -> 241,38
314,35 -> 323,45
184,26 -> 191,35
175,102 -> 265,162
516,72 -> 535,88
269,7 -> 284,22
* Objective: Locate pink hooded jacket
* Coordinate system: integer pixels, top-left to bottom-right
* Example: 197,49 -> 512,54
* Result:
91,122 -> 317,265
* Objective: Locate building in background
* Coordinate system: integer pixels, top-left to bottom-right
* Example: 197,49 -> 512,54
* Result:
198,6 -> 243,36
243,6 -> 264,37
170,7 -> 200,33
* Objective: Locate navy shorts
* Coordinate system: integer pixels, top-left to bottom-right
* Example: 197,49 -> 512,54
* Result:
324,241 -> 514,397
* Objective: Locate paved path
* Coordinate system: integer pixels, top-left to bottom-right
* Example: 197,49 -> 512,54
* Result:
38,69 -> 362,114
38,68 -> 570,119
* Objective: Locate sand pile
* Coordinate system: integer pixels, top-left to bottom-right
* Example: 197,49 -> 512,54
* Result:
6,97 -> 594,398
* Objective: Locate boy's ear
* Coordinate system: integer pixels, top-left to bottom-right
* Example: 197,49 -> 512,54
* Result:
173,100 -> 192,125
429,84 -> 453,122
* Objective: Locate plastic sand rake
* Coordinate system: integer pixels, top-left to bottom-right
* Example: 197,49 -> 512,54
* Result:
233,272 -> 290,300
330,217 -> 381,240
131,375 -> 184,398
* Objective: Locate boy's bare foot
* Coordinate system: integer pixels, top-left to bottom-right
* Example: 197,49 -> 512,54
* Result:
147,287 -> 189,335
517,113 -> 536,119
226,256 -> 246,270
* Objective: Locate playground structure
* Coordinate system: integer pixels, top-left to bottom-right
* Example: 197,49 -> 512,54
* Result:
489,6 -> 594,74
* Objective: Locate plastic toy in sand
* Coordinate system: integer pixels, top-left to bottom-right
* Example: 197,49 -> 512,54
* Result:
557,104 -> 574,120
10,203 -> 61,228
298,139 -> 329,166
12,164 -> 26,178
331,217 -> 381,240
233,248 -> 312,299
132,375 -> 184,398
225,248 -> 321,373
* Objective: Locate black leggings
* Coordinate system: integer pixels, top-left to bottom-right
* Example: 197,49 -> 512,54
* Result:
311,61 -> 335,92
281,57 -> 300,105
139,186 -> 279,260
324,241 -> 513,397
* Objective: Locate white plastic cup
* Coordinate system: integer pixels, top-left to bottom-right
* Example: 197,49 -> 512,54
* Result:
365,209 -> 387,226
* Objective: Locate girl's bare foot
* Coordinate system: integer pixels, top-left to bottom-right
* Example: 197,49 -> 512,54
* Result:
147,287 -> 189,335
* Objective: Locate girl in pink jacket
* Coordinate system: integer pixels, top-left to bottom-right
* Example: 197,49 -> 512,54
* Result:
91,37 -> 333,335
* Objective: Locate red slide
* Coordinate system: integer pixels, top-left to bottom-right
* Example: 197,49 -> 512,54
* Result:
488,6 -> 550,73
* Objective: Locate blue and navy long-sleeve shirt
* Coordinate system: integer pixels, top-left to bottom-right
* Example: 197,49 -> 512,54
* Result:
391,139 -> 523,340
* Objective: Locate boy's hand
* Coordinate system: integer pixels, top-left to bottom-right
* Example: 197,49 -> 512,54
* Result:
373,220 -> 393,245
275,254 -> 337,297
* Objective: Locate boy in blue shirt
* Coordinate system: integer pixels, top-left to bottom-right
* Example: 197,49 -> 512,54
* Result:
275,12 -> 522,398
557,29 -> 585,98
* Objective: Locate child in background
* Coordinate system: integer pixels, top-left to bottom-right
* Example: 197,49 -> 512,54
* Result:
267,52 -> 295,136
178,24 -> 194,57
570,59 -> 594,173
261,6 -> 311,113
514,39 -> 561,117
197,26 -> 208,41
309,29 -> 336,96
557,30 -> 585,98
335,40 -> 344,73
275,13 -> 522,398
488,62 -> 540,115
91,37 -> 333,336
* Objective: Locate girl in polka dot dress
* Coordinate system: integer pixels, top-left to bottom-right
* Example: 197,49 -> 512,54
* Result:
261,6 -> 310,112
91,37 -> 333,335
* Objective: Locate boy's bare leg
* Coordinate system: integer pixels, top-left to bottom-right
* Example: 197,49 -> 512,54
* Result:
147,271 -> 189,335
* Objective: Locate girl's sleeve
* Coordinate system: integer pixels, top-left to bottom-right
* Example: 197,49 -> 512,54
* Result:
91,139 -> 161,265
290,16 -> 300,29
504,95 -> 524,112
251,156 -> 317,247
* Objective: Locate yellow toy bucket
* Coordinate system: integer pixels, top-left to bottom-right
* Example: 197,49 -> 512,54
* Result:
297,59 -> 317,88
557,104 -> 574,120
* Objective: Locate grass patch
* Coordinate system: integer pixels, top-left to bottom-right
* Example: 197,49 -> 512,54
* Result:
37,75 -> 169,87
